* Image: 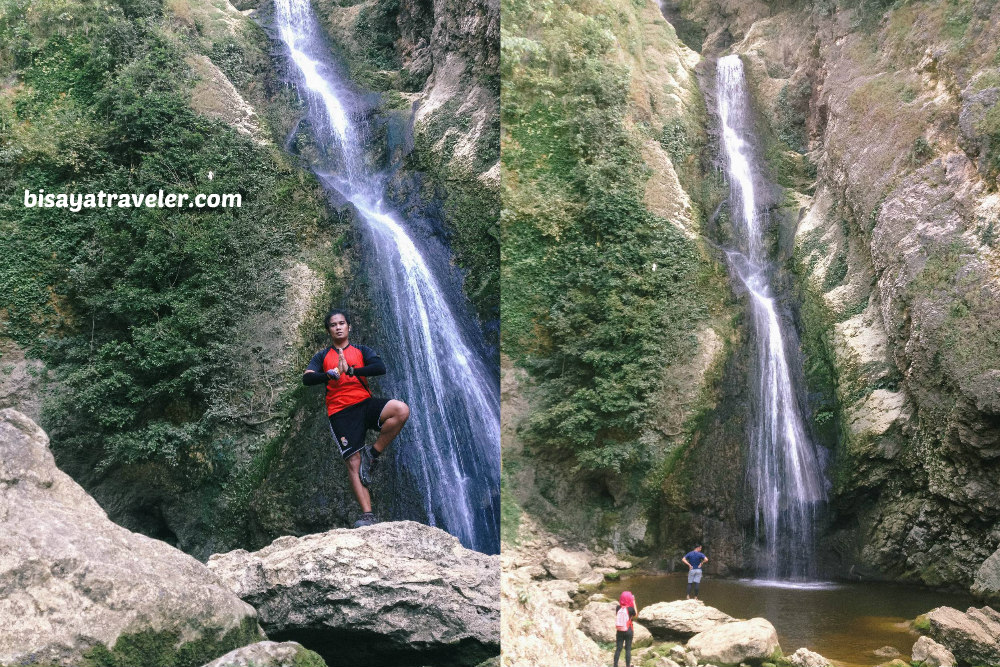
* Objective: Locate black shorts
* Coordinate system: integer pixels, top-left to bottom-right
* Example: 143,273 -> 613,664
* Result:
328,397 -> 390,460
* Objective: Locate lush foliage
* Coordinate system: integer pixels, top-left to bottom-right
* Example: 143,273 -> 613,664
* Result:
0,0 -> 333,484
501,0 -> 709,473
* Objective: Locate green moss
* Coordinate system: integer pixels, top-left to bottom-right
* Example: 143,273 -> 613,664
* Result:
293,646 -> 328,667
911,613 -> 931,633
500,467 -> 523,545
82,617 -> 260,667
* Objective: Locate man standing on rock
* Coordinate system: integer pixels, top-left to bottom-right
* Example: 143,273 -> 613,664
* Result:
303,309 -> 410,528
683,545 -> 708,599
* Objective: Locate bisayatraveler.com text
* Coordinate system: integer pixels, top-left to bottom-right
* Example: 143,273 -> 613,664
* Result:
23,189 -> 242,212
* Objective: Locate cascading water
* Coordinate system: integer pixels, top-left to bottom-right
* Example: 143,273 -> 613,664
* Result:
716,55 -> 826,579
273,0 -> 500,554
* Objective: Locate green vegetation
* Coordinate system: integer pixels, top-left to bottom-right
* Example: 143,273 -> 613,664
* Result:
0,0 -> 342,549
775,79 -> 812,153
502,0 -> 711,475
637,642 -> 679,667
82,617 -> 261,667
500,466 -> 523,544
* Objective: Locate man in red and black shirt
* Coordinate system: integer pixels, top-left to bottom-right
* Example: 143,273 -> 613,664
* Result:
303,309 -> 410,527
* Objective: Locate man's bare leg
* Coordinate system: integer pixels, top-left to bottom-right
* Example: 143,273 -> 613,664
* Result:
373,400 -> 410,453
346,452 -> 372,512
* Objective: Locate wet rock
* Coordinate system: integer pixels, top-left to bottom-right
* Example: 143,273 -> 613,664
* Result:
911,635 -> 956,667
686,618 -> 780,664
877,660 -> 910,667
926,605 -> 1000,666
208,521 -> 499,667
788,647 -> 832,667
201,641 -> 326,667
543,547 -> 596,582
0,410 -> 262,667
636,599 -> 736,639
972,546 -> 1000,604
577,601 -> 652,644
874,645 -> 901,658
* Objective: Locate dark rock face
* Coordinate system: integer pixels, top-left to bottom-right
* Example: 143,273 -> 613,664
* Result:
207,521 -> 500,667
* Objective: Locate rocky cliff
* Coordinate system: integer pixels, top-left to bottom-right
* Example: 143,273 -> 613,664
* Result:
0,0 -> 497,559
664,0 -> 1000,588
502,0 -> 1000,594
500,0 -> 738,557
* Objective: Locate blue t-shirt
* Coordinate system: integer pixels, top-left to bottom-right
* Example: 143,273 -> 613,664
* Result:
685,551 -> 707,570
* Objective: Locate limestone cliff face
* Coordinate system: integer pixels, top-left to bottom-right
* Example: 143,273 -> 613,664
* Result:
671,0 -> 1000,587
500,0 -> 738,555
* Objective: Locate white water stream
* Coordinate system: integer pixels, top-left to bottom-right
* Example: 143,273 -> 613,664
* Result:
717,55 -> 826,578
274,0 -> 500,553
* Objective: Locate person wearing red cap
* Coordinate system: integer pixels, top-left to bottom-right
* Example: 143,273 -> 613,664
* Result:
614,590 -> 637,667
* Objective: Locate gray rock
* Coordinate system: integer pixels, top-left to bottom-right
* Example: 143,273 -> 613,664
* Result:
972,546 -> 1000,604
927,605 -> 1000,666
201,641 -> 325,667
911,635 -> 956,667
686,617 -> 780,664
636,599 -> 735,638
543,547 -> 595,581
788,647 -> 832,667
0,410 -> 262,667
208,521 -> 499,667
577,601 -> 652,644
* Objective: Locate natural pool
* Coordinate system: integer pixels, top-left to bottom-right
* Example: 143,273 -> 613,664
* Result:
602,574 -> 973,667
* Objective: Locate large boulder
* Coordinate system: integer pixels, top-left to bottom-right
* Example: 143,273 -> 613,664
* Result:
926,606 -> 1000,667
0,409 -> 262,667
686,617 -> 780,664
201,641 -> 326,667
911,636 -> 956,667
636,599 -> 735,639
578,601 -> 652,644
543,547 -> 596,582
208,521 -> 499,667
971,546 -> 1000,604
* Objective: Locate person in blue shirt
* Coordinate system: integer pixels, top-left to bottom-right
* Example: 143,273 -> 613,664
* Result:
682,545 -> 708,599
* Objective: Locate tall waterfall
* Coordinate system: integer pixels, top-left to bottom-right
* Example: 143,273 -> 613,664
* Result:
273,0 -> 500,554
716,55 -> 826,578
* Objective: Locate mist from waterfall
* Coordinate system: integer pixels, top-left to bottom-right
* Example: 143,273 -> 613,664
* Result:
716,54 -> 826,579
273,0 -> 500,553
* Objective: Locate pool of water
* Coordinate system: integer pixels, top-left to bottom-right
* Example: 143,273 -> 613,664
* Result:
602,574 -> 973,667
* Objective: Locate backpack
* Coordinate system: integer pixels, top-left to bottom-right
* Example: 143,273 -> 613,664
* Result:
615,605 -> 631,631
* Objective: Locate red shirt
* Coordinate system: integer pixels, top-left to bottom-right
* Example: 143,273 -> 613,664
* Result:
304,344 -> 384,415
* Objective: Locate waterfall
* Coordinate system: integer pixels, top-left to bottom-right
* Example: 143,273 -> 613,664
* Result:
716,55 -> 826,579
273,0 -> 501,554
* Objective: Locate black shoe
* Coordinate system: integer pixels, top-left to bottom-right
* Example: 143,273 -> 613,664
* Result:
360,445 -> 380,487
353,512 -> 377,528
